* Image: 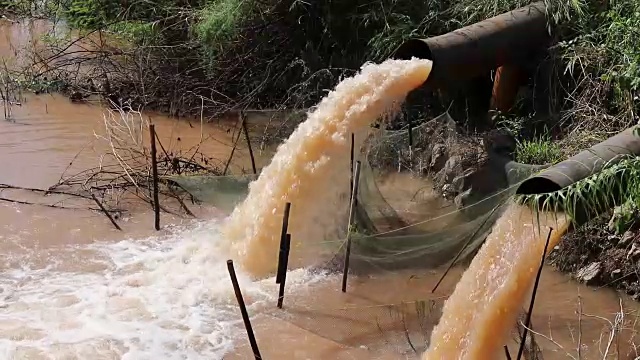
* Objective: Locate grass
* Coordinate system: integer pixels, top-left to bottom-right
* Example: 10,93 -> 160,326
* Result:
195,0 -> 246,54
516,136 -> 565,165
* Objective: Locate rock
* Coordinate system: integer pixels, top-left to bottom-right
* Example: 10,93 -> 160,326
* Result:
451,168 -> 476,194
451,174 -> 465,193
441,184 -> 452,198
430,144 -> 448,171
576,262 -> 602,284
454,189 -> 473,208
437,155 -> 462,185
627,243 -> 640,260
483,129 -> 517,159
620,231 -> 636,246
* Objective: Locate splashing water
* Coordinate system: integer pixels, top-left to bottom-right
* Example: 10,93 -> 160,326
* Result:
222,58 -> 433,278
422,202 -> 571,359
0,219 -> 327,359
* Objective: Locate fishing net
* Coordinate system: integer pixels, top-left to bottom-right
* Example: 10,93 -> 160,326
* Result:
169,111 -> 544,356
169,112 -> 538,269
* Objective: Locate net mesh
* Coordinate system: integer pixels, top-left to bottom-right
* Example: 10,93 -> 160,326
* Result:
168,111 -> 542,357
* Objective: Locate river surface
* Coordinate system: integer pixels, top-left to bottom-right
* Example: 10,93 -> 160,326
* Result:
0,17 -> 639,360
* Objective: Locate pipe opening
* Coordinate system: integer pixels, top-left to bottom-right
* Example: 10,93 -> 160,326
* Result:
515,177 -> 562,196
392,39 -> 433,61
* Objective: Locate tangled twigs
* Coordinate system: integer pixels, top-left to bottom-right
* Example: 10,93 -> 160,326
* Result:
0,183 -> 124,214
45,106 -> 226,222
0,183 -> 90,199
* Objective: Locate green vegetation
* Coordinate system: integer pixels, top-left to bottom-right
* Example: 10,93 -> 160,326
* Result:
515,136 -> 564,165
1,0 -> 636,121
0,0 -> 31,13
0,0 -> 622,123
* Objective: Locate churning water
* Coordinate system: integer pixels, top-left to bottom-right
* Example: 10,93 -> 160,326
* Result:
0,58 -> 433,359
0,218 -> 327,359
223,58 -> 433,278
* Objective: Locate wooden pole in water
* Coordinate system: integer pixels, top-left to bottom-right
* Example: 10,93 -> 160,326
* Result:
223,118 -> 244,176
350,133 -> 354,201
516,227 -> 553,360
150,124 -> 160,231
276,202 -> 292,284
277,233 -> 292,309
241,111 -> 257,175
227,259 -> 262,360
504,345 -> 512,360
342,160 -> 361,293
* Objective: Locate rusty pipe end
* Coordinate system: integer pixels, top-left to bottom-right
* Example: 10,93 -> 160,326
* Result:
392,39 -> 433,61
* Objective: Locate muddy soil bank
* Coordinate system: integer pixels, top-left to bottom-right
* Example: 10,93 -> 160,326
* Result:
549,217 -> 640,300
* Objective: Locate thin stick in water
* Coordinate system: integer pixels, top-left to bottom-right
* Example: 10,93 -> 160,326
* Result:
227,260 -> 262,359
504,345 -> 512,360
350,133 -> 354,202
223,119 -> 243,175
342,160 -> 362,293
150,124 -> 160,231
277,233 -> 292,309
276,202 -> 291,284
516,227 -> 553,360
241,111 -> 257,175
408,118 -> 413,157
90,193 -> 122,231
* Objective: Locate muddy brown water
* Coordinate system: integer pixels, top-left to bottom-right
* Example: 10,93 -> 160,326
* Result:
0,17 -> 639,360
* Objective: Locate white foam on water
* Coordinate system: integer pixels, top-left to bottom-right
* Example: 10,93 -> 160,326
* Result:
0,219 -> 326,359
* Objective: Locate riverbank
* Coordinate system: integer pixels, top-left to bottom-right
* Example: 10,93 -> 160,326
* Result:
551,217 -> 640,301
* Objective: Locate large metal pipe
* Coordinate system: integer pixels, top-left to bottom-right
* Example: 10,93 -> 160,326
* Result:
515,126 -> 640,223
516,126 -> 640,195
392,1 -> 549,87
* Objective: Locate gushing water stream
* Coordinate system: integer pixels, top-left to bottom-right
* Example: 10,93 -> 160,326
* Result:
222,58 -> 433,278
422,203 -> 571,359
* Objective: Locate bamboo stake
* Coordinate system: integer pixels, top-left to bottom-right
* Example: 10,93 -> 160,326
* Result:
342,160 -> 361,293
150,124 -> 160,230
516,227 -> 553,360
227,260 -> 262,359
223,118 -> 243,176
350,133 -> 354,201
276,202 -> 292,284
277,233 -> 292,309
241,111 -> 257,175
